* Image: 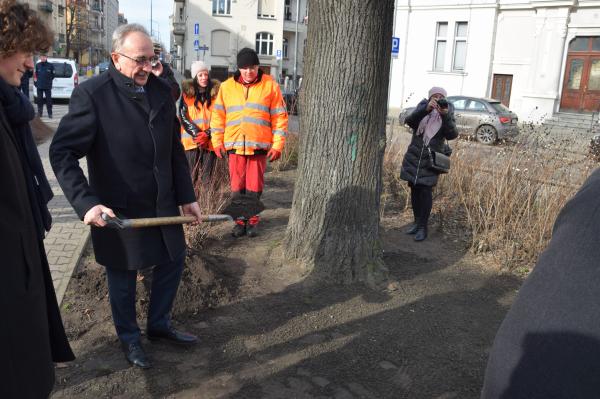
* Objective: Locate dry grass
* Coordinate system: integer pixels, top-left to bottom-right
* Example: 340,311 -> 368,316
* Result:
384,120 -> 596,271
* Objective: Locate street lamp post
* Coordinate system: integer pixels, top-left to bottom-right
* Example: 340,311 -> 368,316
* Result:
150,0 -> 153,37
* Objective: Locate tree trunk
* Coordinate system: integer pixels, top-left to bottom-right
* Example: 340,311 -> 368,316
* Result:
284,0 -> 394,284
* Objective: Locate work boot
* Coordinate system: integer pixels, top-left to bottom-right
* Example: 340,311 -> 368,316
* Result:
246,215 -> 260,238
414,226 -> 428,242
232,219 -> 246,237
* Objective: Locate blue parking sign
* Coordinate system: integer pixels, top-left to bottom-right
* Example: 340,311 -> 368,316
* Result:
392,37 -> 400,57
194,23 -> 199,35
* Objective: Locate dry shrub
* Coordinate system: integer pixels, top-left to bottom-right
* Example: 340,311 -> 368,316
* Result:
381,123 -> 410,216
184,156 -> 231,248
436,126 -> 594,270
271,133 -> 299,172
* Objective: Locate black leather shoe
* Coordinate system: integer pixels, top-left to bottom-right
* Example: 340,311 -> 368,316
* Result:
122,342 -> 152,369
405,223 -> 419,235
414,227 -> 428,242
147,327 -> 198,346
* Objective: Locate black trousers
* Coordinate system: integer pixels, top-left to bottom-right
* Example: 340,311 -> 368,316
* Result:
36,88 -> 52,116
410,184 -> 433,227
105,252 -> 185,345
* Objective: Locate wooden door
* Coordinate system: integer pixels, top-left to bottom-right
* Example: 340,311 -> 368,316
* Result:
259,65 -> 271,75
560,55 -> 586,111
561,55 -> 600,112
491,74 -> 512,107
582,56 -> 600,111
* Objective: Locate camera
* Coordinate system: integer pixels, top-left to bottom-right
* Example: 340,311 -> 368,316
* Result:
437,98 -> 448,108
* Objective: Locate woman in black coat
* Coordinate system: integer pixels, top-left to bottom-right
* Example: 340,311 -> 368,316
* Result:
400,87 -> 458,241
0,1 -> 74,398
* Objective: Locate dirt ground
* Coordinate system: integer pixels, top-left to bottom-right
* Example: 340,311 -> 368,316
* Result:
51,168 -> 522,399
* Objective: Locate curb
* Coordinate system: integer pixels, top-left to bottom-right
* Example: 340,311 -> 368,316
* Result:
53,229 -> 90,305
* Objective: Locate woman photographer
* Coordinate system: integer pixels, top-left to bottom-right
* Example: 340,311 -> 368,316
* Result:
400,87 -> 458,241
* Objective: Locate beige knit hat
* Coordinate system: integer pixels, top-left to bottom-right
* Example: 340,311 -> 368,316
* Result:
191,61 -> 209,78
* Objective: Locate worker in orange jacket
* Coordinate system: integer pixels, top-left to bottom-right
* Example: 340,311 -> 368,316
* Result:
179,61 -> 220,182
211,48 -> 288,237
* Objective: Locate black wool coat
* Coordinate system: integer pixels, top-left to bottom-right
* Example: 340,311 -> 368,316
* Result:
50,64 -> 196,270
481,168 -> 600,399
400,99 -> 458,187
0,81 -> 74,399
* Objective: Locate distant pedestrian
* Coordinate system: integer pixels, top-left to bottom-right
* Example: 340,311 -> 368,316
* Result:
50,23 -> 202,370
179,60 -> 220,181
0,1 -> 74,397
400,86 -> 458,241
210,47 -> 288,237
20,68 -> 32,98
34,53 -> 54,118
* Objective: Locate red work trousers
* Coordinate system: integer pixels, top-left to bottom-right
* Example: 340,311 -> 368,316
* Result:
228,153 -> 267,197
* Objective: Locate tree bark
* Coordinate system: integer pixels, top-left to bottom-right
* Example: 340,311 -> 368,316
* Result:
284,0 -> 394,284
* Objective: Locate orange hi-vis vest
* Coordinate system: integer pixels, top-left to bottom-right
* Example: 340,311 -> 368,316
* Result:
179,79 -> 220,151
210,71 -> 288,155
179,93 -> 213,151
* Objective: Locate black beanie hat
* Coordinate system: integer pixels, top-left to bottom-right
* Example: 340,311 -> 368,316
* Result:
237,48 -> 260,69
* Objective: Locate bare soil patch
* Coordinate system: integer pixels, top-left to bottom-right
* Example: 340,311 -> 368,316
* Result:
52,168 -> 521,399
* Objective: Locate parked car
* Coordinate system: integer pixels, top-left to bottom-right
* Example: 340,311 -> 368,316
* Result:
34,57 -> 78,100
398,95 -> 520,145
96,61 -> 110,74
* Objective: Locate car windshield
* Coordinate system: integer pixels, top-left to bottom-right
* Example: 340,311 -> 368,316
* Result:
52,62 -> 73,78
489,102 -> 511,113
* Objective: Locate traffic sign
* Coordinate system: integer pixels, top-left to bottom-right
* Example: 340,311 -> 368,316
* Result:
194,23 -> 199,35
391,37 -> 400,58
194,39 -> 199,50
276,49 -> 282,60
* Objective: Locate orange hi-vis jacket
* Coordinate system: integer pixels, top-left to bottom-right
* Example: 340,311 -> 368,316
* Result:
210,70 -> 288,155
178,79 -> 220,151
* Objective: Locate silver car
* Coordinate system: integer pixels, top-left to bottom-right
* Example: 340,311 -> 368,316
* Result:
398,96 -> 520,145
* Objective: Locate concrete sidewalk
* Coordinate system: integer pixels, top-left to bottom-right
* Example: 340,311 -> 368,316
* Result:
39,109 -> 90,305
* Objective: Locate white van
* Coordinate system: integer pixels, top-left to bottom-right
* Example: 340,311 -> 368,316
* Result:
34,57 -> 79,100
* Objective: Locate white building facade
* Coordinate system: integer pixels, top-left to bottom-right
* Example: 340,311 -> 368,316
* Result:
389,0 -> 600,122
172,0 -> 307,86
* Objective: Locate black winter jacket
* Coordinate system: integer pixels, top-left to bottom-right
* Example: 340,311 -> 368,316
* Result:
34,61 -> 55,90
400,99 -> 458,186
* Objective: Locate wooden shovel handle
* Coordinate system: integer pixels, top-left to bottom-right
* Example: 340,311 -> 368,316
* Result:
126,216 -> 197,228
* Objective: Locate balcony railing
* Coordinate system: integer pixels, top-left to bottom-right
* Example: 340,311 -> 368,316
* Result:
39,1 -> 53,13
173,22 -> 185,35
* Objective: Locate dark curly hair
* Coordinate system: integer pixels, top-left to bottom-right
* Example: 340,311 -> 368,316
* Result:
0,0 -> 54,58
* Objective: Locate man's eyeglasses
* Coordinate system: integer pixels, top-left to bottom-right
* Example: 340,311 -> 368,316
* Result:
117,53 -> 160,68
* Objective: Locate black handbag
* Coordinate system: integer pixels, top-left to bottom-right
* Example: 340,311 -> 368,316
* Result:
427,146 -> 450,174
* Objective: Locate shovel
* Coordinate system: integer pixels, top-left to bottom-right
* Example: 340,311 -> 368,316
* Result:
100,193 -> 265,229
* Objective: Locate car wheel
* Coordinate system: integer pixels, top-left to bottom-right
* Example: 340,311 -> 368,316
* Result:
475,124 -> 497,145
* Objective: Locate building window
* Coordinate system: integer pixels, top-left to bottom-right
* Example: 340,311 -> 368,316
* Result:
258,0 -> 275,19
283,38 -> 288,58
212,0 -> 231,16
211,30 -> 230,56
256,32 -> 274,56
433,22 -> 447,71
452,22 -> 468,71
285,0 -> 292,21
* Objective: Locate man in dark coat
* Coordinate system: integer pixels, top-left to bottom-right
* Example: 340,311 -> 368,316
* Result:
34,54 -> 54,118
50,23 -> 202,370
0,1 -> 74,397
481,168 -> 600,398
